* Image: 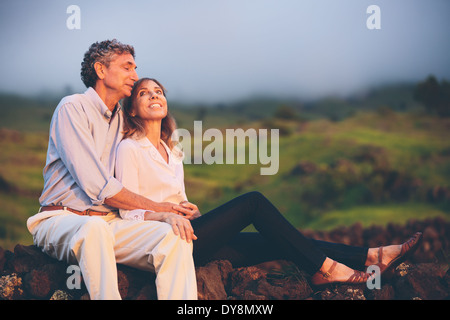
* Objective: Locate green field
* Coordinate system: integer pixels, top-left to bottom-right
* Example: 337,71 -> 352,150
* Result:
181,111 -> 450,230
0,84 -> 449,250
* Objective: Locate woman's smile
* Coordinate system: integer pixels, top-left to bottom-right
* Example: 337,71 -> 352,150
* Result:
132,79 -> 168,120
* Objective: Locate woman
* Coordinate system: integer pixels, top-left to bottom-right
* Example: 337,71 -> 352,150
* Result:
115,77 -> 422,289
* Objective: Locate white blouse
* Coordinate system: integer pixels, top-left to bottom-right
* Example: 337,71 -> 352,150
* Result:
115,136 -> 188,220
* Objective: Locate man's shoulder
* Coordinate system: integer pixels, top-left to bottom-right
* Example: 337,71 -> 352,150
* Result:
53,90 -> 98,118
58,91 -> 91,108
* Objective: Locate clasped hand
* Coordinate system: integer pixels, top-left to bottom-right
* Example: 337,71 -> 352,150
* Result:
159,201 -> 201,243
174,201 -> 202,220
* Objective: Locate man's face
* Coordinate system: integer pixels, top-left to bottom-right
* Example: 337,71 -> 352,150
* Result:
101,53 -> 138,100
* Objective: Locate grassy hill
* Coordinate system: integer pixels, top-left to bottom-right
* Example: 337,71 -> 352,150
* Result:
0,82 -> 449,250
182,111 -> 450,229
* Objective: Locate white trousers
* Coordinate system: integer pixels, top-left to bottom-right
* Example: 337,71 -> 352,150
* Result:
27,210 -> 198,300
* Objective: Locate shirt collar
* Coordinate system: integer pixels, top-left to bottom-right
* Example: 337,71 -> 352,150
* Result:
135,135 -> 153,148
85,87 -> 121,120
133,135 -> 184,163
135,136 -> 170,150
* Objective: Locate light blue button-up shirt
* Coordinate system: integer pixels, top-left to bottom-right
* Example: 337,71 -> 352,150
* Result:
38,87 -> 124,213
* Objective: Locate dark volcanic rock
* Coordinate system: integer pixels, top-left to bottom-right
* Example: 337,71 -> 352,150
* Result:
0,217 -> 448,300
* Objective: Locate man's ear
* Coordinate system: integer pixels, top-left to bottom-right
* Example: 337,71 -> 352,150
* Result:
94,62 -> 106,80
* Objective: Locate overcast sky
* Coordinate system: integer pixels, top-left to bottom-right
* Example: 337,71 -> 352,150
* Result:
1,0 -> 449,103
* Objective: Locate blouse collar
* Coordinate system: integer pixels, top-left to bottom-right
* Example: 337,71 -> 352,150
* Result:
133,135 -> 184,164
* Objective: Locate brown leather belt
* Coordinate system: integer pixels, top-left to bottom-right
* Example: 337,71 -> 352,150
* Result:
39,206 -> 110,216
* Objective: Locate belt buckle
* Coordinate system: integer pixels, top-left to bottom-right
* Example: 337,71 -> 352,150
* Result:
84,209 -> 91,216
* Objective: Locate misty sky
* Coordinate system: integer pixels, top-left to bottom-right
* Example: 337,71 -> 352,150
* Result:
0,0 -> 449,103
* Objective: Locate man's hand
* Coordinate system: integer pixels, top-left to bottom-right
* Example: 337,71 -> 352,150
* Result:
173,201 -> 202,220
155,201 -> 185,214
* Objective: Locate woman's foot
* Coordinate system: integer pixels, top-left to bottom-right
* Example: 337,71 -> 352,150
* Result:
366,244 -> 402,267
311,258 -> 371,286
366,232 -> 423,276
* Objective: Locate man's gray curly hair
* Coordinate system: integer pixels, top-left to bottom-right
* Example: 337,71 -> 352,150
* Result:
80,39 -> 135,88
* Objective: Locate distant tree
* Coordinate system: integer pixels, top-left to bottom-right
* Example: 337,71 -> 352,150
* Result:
414,75 -> 450,117
273,104 -> 298,120
196,106 -> 207,121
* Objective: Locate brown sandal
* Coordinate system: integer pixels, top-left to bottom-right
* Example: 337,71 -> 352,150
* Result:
311,261 -> 371,286
374,232 -> 423,278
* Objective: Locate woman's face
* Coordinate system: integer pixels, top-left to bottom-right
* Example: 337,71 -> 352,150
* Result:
132,80 -> 168,121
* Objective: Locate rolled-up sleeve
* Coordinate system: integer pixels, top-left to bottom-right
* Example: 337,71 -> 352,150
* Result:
52,102 -> 123,205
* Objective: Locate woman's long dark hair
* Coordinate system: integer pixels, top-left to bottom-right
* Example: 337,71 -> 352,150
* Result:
122,78 -> 177,150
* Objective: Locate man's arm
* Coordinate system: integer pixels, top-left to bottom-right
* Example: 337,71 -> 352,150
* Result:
104,187 -> 176,212
104,187 -> 195,215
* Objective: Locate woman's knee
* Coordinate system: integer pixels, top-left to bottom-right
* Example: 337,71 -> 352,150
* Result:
247,191 -> 265,200
242,191 -> 268,207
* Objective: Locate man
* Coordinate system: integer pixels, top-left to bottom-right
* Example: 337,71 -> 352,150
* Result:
27,39 -> 197,300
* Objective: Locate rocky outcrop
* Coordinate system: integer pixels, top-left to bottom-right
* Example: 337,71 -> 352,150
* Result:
1,217 -> 449,300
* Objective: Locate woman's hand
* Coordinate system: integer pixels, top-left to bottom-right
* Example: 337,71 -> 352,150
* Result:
160,212 -> 197,243
173,201 -> 202,220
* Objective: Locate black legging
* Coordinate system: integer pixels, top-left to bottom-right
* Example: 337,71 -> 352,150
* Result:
191,191 -> 368,275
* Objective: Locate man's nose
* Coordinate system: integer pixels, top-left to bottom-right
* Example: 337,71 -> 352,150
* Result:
131,69 -> 138,82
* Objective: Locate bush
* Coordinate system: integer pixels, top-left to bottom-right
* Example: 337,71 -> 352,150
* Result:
414,75 -> 450,117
